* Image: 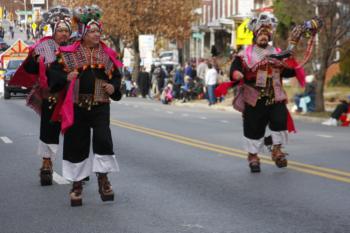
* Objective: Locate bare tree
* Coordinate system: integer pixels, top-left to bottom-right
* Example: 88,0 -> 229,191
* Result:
274,0 -> 350,111
58,0 -> 201,79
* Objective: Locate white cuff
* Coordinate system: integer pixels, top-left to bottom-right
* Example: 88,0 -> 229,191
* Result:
244,137 -> 264,154
37,140 -> 58,159
92,154 -> 120,173
62,157 -> 92,182
271,130 -> 288,145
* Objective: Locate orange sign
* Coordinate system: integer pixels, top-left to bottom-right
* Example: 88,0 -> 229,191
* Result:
0,40 -> 29,68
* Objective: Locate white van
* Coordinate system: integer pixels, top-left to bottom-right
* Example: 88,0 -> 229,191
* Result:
159,50 -> 179,66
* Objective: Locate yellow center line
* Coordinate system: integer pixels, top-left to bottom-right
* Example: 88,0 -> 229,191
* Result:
112,120 -> 350,178
111,119 -> 350,184
112,119 -> 350,178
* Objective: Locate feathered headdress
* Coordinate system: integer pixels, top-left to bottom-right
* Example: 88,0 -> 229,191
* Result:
42,6 -> 72,34
73,5 -> 103,38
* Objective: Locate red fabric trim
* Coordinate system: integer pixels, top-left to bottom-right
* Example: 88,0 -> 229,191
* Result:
287,110 -> 296,133
284,58 -> 306,88
50,89 -> 66,122
9,36 -> 53,88
8,56 -> 37,88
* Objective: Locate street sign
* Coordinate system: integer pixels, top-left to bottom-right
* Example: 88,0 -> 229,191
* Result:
192,32 -> 203,40
31,0 -> 45,4
33,7 -> 41,22
139,35 -> 155,54
139,35 -> 155,70
236,18 -> 253,46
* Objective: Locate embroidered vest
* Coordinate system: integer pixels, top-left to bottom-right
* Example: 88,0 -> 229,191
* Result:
239,45 -> 287,106
59,44 -> 116,108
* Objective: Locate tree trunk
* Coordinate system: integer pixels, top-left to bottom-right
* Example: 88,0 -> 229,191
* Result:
315,63 -> 326,112
132,37 -> 140,82
177,39 -> 184,65
178,48 -> 183,66
109,35 -> 121,55
315,42 -> 333,112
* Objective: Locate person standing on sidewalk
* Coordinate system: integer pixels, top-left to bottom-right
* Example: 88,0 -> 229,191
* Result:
137,66 -> 151,98
205,62 -> 218,106
26,27 -> 31,40
230,13 -> 305,173
197,58 -> 208,84
9,25 -> 14,39
9,6 -> 72,186
48,5 -> 123,206
0,25 -> 5,39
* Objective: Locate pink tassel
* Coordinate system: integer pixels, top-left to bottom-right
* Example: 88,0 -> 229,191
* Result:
60,76 -> 76,134
39,57 -> 48,88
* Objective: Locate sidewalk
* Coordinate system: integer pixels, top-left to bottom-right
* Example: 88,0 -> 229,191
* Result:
1,20 -> 27,45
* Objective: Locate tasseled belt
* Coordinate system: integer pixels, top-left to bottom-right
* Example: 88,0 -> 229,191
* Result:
75,94 -> 109,110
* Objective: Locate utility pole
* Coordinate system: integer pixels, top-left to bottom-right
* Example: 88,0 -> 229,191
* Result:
24,0 -> 27,30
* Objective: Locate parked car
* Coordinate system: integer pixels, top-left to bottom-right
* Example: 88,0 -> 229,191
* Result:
24,40 -> 35,46
3,59 -> 27,99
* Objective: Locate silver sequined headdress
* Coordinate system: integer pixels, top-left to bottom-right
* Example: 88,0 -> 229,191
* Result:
248,12 -> 278,41
42,6 -> 72,34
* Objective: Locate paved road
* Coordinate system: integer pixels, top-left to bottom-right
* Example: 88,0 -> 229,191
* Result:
0,97 -> 349,233
1,20 -> 27,45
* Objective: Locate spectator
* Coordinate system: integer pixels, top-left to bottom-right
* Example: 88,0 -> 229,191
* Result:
157,65 -> 166,93
184,62 -> 192,77
9,25 -> 14,39
211,45 -> 219,57
193,79 -> 205,99
205,63 -> 218,105
190,63 -> 197,80
180,76 -> 194,103
137,66 -> 151,98
322,97 -> 350,126
173,66 -> 184,99
151,65 -> 160,98
124,78 -> 132,97
26,27 -> 31,40
197,58 -> 208,83
160,81 -> 173,104
292,78 -> 316,113
0,26 -> 5,39
122,67 -> 132,97
163,65 -> 172,87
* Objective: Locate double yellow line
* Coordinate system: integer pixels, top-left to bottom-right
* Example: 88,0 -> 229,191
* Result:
111,119 -> 350,184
